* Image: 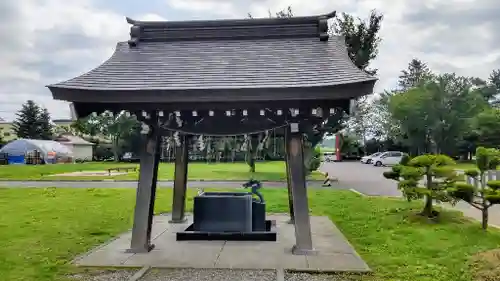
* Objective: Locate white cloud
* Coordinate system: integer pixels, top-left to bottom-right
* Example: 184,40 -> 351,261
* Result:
136,13 -> 168,21
168,0 -> 238,17
1,0 -> 498,121
165,0 -> 500,92
0,0 -> 164,121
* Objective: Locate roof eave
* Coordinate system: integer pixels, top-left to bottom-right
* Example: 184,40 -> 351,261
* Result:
49,79 -> 377,104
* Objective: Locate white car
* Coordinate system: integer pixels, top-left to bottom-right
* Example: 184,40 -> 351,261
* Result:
360,152 -> 383,164
372,151 -> 404,166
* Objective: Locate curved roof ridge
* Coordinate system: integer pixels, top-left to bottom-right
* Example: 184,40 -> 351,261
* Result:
126,11 -> 336,28
126,11 -> 336,44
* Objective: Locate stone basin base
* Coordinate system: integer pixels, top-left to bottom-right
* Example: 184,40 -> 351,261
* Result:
73,213 -> 370,273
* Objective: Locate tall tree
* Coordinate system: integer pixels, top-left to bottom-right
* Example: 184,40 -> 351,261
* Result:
38,107 -> 54,140
96,111 -> 139,161
390,74 -> 487,155
469,77 -> 498,103
274,6 -> 293,18
472,108 -> 500,148
71,117 -> 100,138
12,100 -> 53,140
398,59 -> 433,91
332,10 -> 383,75
488,69 -> 500,105
346,96 -> 372,154
489,69 -> 500,92
370,90 -> 400,140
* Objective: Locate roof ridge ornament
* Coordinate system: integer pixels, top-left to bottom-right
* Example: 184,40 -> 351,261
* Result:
128,25 -> 142,47
318,11 -> 336,42
125,11 -> 336,43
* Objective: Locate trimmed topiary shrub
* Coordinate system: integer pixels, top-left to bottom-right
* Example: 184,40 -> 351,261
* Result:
384,154 -> 458,218
448,147 -> 500,230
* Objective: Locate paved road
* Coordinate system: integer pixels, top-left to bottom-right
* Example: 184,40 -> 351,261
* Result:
0,180 -> 326,189
319,161 -> 402,197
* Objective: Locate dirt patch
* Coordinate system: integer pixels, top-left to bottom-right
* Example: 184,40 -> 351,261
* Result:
470,248 -> 500,281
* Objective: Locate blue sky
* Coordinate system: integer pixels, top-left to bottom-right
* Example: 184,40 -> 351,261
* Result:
0,0 -> 498,121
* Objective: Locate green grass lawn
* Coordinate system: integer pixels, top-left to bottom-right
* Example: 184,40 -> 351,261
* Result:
1,188 -> 500,281
453,160 -> 500,171
0,161 -> 324,181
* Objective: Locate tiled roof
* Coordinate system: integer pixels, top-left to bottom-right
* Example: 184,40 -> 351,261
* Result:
49,36 -> 375,91
48,12 -> 375,92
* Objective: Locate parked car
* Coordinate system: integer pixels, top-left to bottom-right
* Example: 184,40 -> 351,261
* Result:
360,152 -> 383,164
372,151 -> 405,166
121,152 -> 140,163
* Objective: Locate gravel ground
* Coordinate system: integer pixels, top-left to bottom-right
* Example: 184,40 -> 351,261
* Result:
285,272 -> 372,281
68,269 -> 137,281
141,268 -> 276,281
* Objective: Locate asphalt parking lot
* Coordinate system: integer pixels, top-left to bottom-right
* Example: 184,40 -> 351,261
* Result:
319,161 -> 402,197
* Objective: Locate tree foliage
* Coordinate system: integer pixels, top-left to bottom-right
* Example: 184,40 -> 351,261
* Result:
472,108 -> 500,149
448,147 -> 500,229
12,100 -> 53,140
332,10 -> 383,75
398,59 -> 433,91
96,111 -> 139,161
71,111 -> 140,161
389,73 -> 487,155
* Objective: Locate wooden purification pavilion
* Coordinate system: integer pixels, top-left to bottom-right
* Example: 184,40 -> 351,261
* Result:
48,11 -> 376,255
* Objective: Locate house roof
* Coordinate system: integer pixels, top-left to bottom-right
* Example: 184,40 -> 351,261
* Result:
47,11 -> 376,106
52,119 -> 73,123
55,135 -> 94,146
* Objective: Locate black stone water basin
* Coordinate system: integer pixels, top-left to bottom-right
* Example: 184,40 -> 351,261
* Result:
175,191 -> 277,241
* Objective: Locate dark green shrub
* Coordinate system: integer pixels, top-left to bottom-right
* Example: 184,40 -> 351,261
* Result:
384,154 -> 458,218
448,182 -> 475,203
448,147 -> 500,230
306,146 -> 322,174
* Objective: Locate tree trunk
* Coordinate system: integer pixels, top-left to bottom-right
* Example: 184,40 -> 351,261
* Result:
112,137 -> 120,162
245,147 -> 256,173
423,196 -> 433,217
422,168 -> 434,217
482,208 -> 489,230
249,157 -> 256,173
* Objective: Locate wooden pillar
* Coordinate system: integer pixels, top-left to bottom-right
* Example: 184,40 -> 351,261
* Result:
128,124 -> 161,253
170,134 -> 189,223
284,128 -> 295,224
286,123 -> 316,255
